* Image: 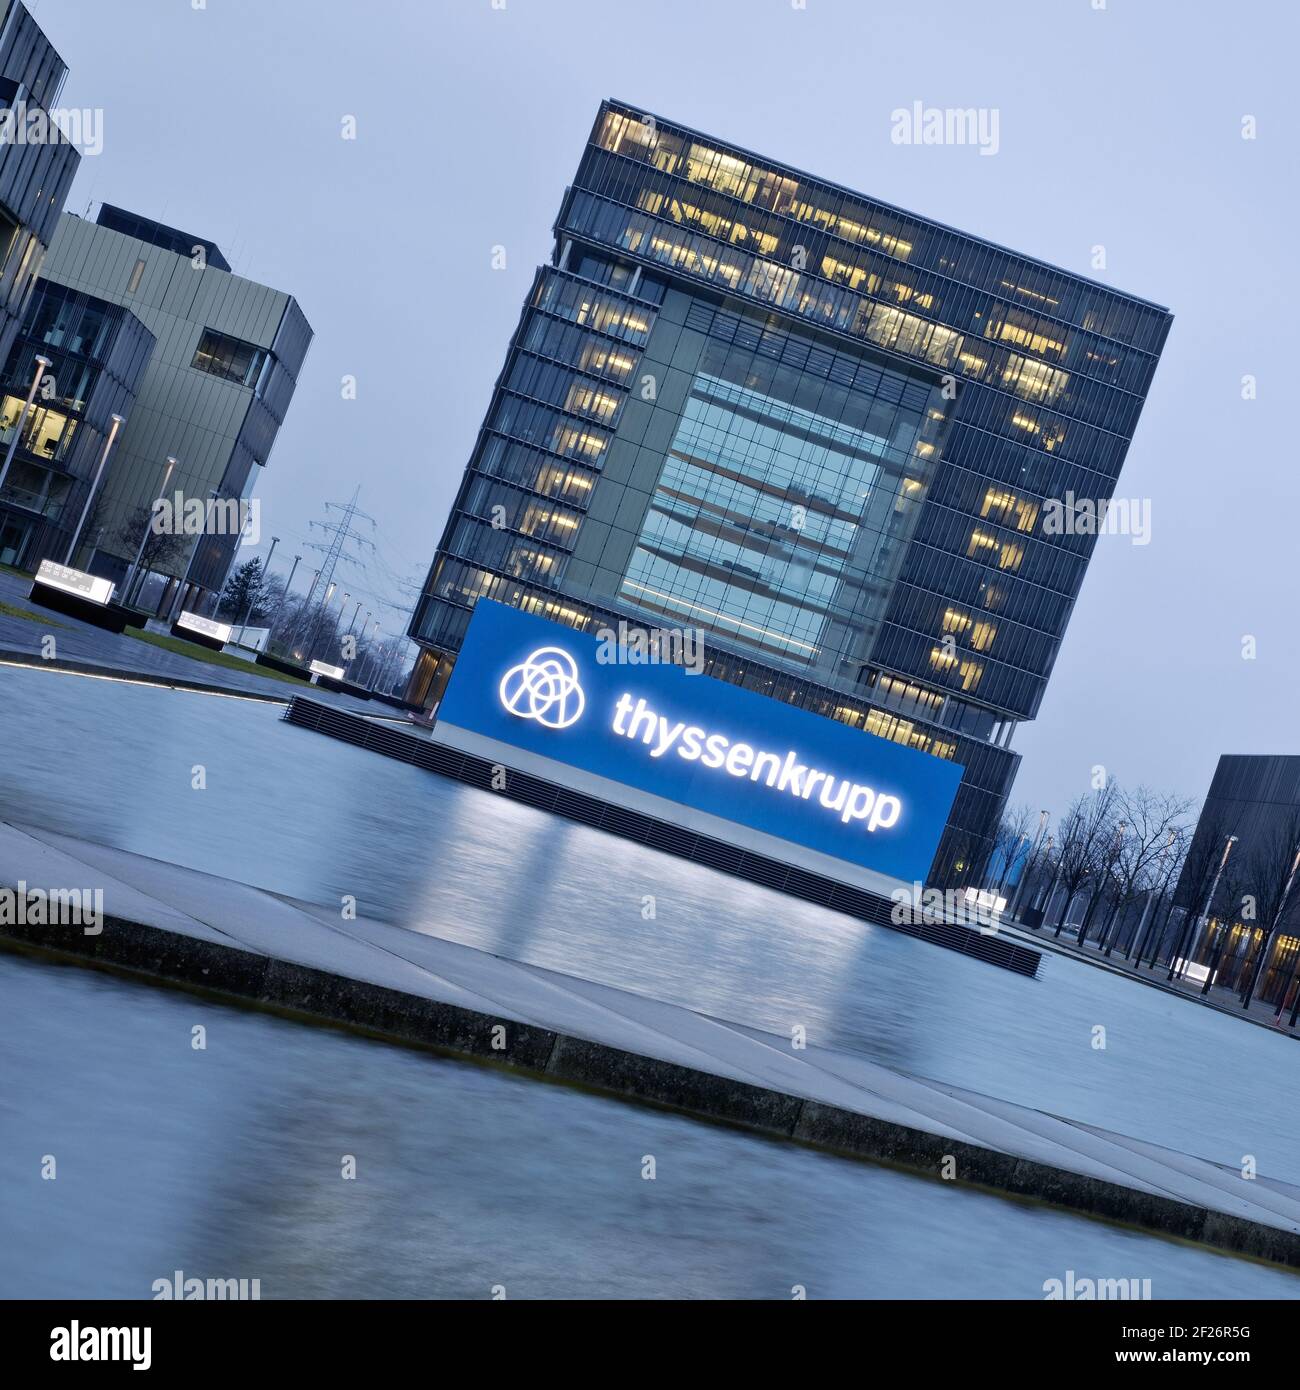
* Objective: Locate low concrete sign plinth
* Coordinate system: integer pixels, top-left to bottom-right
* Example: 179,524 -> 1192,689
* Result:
314,674 -> 371,699
28,563 -> 133,634
255,651 -> 311,680
170,611 -> 231,652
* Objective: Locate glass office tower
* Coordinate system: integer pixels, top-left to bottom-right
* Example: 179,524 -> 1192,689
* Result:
409,100 -> 1172,882
0,1 -> 79,369
0,1 -> 83,569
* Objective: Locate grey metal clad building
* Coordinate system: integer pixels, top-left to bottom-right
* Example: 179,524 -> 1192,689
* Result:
408,99 -> 1172,883
33,206 -> 313,613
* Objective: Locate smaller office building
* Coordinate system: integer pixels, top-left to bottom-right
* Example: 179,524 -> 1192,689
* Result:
1171,754 -> 1300,1008
31,204 -> 313,614
0,280 -> 154,569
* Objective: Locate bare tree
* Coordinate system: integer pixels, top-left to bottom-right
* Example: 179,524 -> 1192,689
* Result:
115,505 -> 188,604
72,490 -> 112,563
1018,831 -> 1057,921
989,803 -> 1035,895
1129,822 -> 1192,965
265,588 -> 309,649
1051,784 -> 1120,935
1097,788 -> 1194,955
1076,806 -> 1129,946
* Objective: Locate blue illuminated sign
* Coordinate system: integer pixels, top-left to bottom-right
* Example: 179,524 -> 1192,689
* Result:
437,600 -> 964,882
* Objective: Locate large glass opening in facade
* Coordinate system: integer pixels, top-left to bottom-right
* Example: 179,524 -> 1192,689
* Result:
617,335 -> 948,688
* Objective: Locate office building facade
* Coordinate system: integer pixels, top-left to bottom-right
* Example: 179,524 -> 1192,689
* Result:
0,1 -> 79,366
1171,755 -> 1300,1009
28,205 -> 312,613
409,100 -> 1171,881
0,0 -> 82,568
0,279 -> 154,568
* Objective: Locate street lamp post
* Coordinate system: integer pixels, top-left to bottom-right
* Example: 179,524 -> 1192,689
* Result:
345,609 -> 370,677
333,592 -> 350,647
1031,836 -> 1054,908
288,569 -> 321,656
369,634 -> 394,694
1127,829 -> 1177,963
358,621 -> 381,687
0,354 -> 53,495
304,581 -> 336,661
268,553 -> 300,647
122,456 -> 177,609
1241,844 -> 1300,1010
1084,820 -> 1127,950
1038,837 -> 1069,931
323,590 -> 348,660
1200,834 -> 1247,995
1168,834 -> 1237,983
995,832 -> 1028,897
1009,810 -> 1050,919
166,486 -> 220,621
234,535 -> 278,643
375,639 -> 403,696
64,414 -> 124,567
373,644 -> 394,696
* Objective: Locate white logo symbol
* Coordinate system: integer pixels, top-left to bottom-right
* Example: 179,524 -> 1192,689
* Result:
499,646 -> 585,729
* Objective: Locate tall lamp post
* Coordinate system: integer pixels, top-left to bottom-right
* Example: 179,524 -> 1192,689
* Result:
1008,810 -> 1050,919
166,486 -> 220,621
254,535 -> 281,619
366,629 -> 389,692
0,354 -> 52,495
1200,834 -> 1247,995
63,414 -> 124,567
122,456 -> 177,608
288,568 -> 321,656
995,831 -> 1029,897
1169,834 -> 1237,983
1082,819 -> 1126,948
1031,835 -> 1055,912
1127,828 -> 1178,964
345,608 -> 369,677
234,535 -> 278,642
331,592 -> 350,652
358,621 -> 381,686
1241,844 -> 1300,1010
303,581 -> 336,661
267,553 -> 300,647
375,638 -> 403,696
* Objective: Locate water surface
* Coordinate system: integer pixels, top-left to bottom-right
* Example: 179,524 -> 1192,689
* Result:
2,951 -> 1293,1299
2,663 -> 1297,1190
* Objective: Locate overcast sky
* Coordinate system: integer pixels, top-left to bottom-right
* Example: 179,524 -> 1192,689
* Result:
31,0 -> 1296,823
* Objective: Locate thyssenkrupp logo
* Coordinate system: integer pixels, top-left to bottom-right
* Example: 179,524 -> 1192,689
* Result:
499,646 -> 586,729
